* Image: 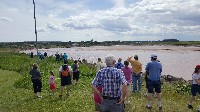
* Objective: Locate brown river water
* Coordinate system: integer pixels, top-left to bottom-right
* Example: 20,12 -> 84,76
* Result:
22,45 -> 200,80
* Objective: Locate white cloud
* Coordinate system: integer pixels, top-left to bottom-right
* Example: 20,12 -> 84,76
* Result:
46,22 -> 61,31
0,17 -> 12,22
0,0 -> 200,42
111,0 -> 125,8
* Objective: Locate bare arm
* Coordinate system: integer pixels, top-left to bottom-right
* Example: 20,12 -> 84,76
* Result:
117,83 -> 128,104
91,84 -> 103,102
121,83 -> 128,100
195,79 -> 200,85
127,56 -> 133,62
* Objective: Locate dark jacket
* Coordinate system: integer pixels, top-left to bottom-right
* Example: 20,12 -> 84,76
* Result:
30,68 -> 41,80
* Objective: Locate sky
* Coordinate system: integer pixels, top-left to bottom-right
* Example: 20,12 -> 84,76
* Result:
0,0 -> 200,42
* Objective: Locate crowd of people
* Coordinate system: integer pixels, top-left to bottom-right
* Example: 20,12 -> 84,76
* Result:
30,52 -> 80,98
91,54 -> 200,112
29,52 -> 200,112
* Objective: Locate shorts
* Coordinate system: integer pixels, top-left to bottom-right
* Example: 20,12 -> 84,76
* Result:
191,84 -> 200,96
73,71 -> 80,81
61,75 -> 72,86
50,83 -> 56,90
148,80 -> 161,93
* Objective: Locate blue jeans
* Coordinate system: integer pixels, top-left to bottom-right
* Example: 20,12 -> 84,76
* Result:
132,72 -> 142,92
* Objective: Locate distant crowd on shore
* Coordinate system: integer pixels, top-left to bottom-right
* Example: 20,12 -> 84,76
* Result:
29,51 -> 200,112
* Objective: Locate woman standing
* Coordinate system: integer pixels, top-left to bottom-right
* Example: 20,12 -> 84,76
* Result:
30,63 -> 42,98
188,65 -> 200,112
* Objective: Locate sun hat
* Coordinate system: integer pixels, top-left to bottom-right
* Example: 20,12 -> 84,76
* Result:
196,65 -> 200,69
150,53 -> 157,59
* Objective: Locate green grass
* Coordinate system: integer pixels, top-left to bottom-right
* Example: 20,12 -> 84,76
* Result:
1,69 -> 199,112
0,69 -> 95,112
0,51 -> 199,112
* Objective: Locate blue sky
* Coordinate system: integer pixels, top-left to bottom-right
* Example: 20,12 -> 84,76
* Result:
0,0 -> 200,42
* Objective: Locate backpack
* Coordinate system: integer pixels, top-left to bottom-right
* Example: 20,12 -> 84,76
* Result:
62,65 -> 69,77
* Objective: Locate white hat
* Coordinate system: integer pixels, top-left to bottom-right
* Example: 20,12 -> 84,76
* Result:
150,53 -> 157,59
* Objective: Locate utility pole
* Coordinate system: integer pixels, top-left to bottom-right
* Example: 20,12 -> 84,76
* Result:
33,0 -> 39,60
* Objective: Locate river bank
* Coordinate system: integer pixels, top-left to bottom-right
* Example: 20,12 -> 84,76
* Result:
22,45 -> 200,80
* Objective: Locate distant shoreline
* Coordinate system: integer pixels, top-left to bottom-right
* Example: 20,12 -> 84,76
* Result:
70,45 -> 200,51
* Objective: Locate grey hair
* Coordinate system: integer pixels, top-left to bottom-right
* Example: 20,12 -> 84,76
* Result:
105,54 -> 116,66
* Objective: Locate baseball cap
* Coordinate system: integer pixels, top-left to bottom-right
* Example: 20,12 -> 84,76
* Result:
150,53 -> 157,59
196,65 -> 200,69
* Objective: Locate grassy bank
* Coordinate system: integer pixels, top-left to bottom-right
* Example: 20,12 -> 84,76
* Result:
0,51 -> 199,112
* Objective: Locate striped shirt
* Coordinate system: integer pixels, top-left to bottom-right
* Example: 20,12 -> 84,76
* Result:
92,66 -> 127,98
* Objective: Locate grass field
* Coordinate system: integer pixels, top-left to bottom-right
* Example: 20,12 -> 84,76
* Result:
0,68 -> 199,112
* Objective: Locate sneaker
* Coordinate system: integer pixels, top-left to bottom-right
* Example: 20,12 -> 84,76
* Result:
188,104 -> 193,109
143,93 -> 147,97
159,106 -> 162,110
37,96 -> 42,98
154,94 -> 157,98
146,106 -> 152,109
59,95 -> 62,97
125,101 -> 130,104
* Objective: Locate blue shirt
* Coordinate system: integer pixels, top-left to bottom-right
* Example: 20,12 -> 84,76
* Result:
145,61 -> 162,81
115,62 -> 124,69
63,54 -> 68,60
92,67 -> 127,98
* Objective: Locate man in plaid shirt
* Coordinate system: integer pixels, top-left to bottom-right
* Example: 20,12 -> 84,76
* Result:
91,54 -> 128,112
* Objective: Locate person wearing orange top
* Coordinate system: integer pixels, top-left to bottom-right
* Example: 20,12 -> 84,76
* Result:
127,55 -> 142,92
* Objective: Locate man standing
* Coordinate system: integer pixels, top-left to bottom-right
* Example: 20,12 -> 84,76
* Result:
91,54 -> 128,112
145,53 -> 162,110
127,55 -> 142,92
59,62 -> 72,97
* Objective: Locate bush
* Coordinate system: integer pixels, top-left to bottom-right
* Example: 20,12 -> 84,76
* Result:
176,83 -> 191,94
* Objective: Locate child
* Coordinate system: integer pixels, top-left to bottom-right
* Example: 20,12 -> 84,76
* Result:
49,71 -> 56,95
121,60 -> 132,104
188,65 -> 200,112
93,85 -> 102,112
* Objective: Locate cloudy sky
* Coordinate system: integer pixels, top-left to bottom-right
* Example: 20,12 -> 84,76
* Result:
0,0 -> 200,42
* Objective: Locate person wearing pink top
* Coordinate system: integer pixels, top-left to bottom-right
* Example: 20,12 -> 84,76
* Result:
93,85 -> 102,112
49,71 -> 56,95
121,60 -> 132,104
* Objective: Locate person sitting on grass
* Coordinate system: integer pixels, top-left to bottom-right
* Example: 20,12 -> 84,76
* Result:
188,65 -> 200,112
